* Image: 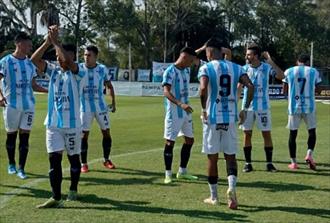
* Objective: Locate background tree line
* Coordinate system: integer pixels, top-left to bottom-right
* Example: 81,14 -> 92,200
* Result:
0,0 -> 329,71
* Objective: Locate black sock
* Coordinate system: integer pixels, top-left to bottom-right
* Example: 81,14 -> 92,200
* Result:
208,176 -> 218,184
289,130 -> 298,159
243,146 -> 252,163
68,154 -> 81,191
226,158 -> 238,177
6,132 -> 17,165
102,137 -> 112,160
49,152 -> 63,201
180,143 -> 193,168
18,133 -> 30,170
308,128 -> 316,150
164,144 -> 174,170
81,137 -> 88,164
264,146 -> 273,163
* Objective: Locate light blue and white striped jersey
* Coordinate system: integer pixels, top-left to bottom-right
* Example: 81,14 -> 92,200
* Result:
78,63 -> 110,112
44,63 -> 83,128
162,64 -> 190,120
0,54 -> 37,110
198,60 -> 244,124
283,65 -> 321,115
241,62 -> 275,111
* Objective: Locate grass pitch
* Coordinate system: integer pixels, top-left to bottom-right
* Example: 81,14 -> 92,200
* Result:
0,95 -> 329,223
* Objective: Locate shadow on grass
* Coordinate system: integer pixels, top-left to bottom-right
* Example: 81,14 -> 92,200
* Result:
63,193 -> 250,222
239,204 -> 330,219
237,181 -> 330,193
0,183 -> 50,199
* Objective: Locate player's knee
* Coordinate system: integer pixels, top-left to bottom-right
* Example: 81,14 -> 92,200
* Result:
82,131 -> 89,139
208,176 -> 218,184
164,144 -> 174,156
308,128 -> 316,137
49,152 -> 62,170
165,140 -> 175,147
185,137 -> 194,145
68,154 -> 81,171
244,130 -> 253,138
289,130 -> 298,142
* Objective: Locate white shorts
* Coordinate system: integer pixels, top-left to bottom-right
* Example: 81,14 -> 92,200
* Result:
3,106 -> 34,132
81,111 -> 110,131
164,115 -> 194,141
46,127 -> 82,156
202,123 -> 238,155
240,110 -> 272,131
287,112 -> 316,130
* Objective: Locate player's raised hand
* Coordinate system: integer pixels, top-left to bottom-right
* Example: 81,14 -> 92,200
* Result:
48,25 -> 60,46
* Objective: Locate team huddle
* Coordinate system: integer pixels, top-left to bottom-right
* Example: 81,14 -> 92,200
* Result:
0,26 -> 322,209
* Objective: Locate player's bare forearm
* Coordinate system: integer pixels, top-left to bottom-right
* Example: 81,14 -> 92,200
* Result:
32,79 -> 48,93
263,52 -> 284,80
199,76 -> 209,109
31,40 -> 51,72
239,74 -> 254,109
283,83 -> 288,96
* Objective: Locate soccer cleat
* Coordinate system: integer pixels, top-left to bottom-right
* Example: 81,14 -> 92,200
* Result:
266,163 -> 277,172
104,160 -> 116,169
288,163 -> 299,170
176,172 -> 198,180
305,155 -> 316,170
7,164 -> 17,174
17,169 -> 27,179
226,189 -> 238,210
164,176 -> 172,184
66,190 -> 78,201
36,197 -> 64,209
203,197 -> 219,205
243,163 -> 253,173
81,164 -> 89,173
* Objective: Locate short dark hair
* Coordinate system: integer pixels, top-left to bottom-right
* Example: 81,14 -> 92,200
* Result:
14,32 -> 31,43
298,54 -> 310,63
86,45 -> 99,55
62,43 -> 77,60
180,47 -> 197,57
247,43 -> 261,58
205,38 -> 225,51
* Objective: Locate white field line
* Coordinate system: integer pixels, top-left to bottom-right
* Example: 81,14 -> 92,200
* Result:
0,146 -> 166,209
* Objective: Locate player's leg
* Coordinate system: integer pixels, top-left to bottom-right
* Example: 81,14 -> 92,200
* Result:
262,131 -> 277,172
81,131 -> 89,172
304,112 -> 317,170
101,129 -> 115,169
163,116 -> 182,184
16,110 -> 34,179
257,110 -> 276,171
204,153 -> 219,205
287,114 -> 300,169
96,111 -> 115,169
3,106 -> 20,174
202,123 -> 220,205
65,128 -> 82,201
241,111 -> 254,172
80,112 -> 93,172
37,128 -> 65,208
176,115 -> 197,180
223,123 -> 238,209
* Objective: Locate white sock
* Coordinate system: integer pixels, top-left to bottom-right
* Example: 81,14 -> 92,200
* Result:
228,175 -> 237,190
307,149 -> 313,157
165,170 -> 172,177
291,158 -> 297,164
178,167 -> 187,174
208,183 -> 218,200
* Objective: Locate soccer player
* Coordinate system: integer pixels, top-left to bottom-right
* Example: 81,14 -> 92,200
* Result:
199,38 -> 254,209
162,47 -> 198,184
283,54 -> 322,170
31,26 -> 83,208
0,32 -> 47,179
238,43 -> 284,173
79,45 -> 116,173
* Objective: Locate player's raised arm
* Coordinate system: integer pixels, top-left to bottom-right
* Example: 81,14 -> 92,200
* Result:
49,26 -> 78,74
31,34 -> 52,73
263,51 -> 284,80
